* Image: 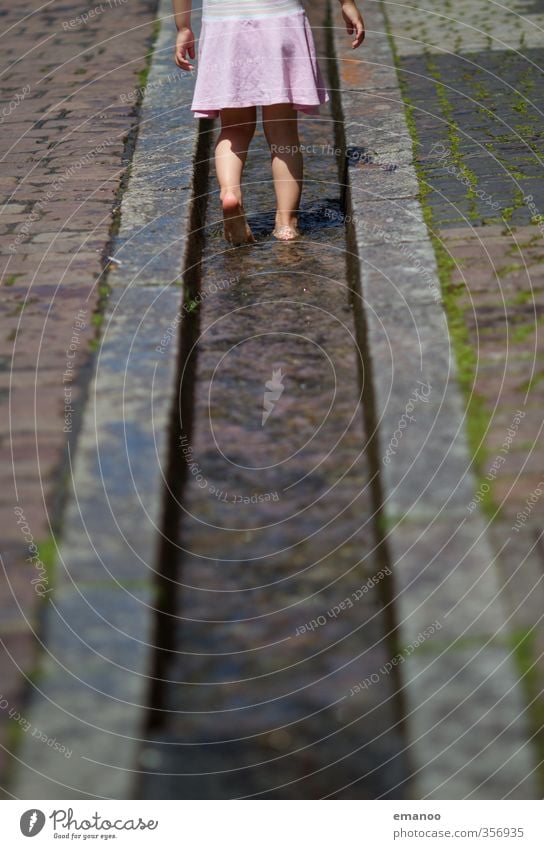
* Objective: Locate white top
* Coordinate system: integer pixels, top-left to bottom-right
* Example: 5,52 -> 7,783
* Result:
202,0 -> 304,21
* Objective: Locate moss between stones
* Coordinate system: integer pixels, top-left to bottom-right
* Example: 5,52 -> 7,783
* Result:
88,280 -> 111,351
89,14 -> 165,356
382,11 -> 509,511
376,512 -> 411,534
4,536 -> 58,773
507,290 -> 536,306
521,367 -> 544,393
3,0 -> 168,803
510,628 -> 544,796
512,317 -> 543,343
137,18 -> 162,91
381,1 -> 544,789
29,535 -> 58,603
424,53 -> 479,217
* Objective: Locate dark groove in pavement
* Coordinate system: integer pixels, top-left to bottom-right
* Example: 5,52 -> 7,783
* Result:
139,2 -> 409,799
145,119 -> 213,736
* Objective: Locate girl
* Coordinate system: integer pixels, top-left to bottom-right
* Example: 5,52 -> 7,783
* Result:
173,1 -> 365,245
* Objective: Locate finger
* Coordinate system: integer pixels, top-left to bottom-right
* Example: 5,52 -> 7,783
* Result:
188,43 -> 195,59
181,46 -> 195,70
175,51 -> 194,71
352,21 -> 365,48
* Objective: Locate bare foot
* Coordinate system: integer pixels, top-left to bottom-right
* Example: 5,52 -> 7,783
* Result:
272,223 -> 300,241
221,191 -> 255,246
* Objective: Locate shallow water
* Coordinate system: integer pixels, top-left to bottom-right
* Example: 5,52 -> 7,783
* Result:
142,7 -> 407,800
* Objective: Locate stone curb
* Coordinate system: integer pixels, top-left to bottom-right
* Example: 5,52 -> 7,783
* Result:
12,0 -> 203,799
329,0 -> 537,798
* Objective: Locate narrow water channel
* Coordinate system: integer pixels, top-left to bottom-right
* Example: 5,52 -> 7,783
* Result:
141,4 -> 408,800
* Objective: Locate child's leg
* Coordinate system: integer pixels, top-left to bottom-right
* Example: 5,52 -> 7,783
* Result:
262,103 -> 303,239
215,106 -> 256,245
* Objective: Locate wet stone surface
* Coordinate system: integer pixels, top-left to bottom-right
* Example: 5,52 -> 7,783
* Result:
140,18 -> 407,799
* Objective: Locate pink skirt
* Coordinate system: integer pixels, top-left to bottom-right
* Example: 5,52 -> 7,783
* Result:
191,11 -> 329,118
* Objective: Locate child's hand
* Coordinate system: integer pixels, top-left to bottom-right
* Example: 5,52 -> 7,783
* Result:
174,27 -> 195,71
341,1 -> 365,48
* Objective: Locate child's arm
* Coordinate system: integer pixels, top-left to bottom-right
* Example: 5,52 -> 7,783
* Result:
172,0 -> 195,71
337,0 -> 365,49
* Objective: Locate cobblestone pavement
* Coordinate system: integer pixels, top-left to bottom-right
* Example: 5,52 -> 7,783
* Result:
383,0 -> 544,788
0,0 -> 157,791
329,0 -> 540,799
8,0 -> 201,799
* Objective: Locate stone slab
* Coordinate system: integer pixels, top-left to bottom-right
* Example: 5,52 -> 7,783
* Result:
12,0 -> 198,799
333,0 -> 538,798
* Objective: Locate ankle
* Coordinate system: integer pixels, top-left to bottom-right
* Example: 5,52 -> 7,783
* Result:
275,211 -> 298,228
220,188 -> 242,204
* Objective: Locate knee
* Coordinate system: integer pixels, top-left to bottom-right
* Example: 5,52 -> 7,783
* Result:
221,120 -> 256,146
242,121 -> 257,145
236,116 -> 256,139
264,121 -> 299,151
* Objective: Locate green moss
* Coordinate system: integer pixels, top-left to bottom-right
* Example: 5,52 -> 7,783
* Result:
513,187 -> 526,209
3,274 -> 19,287
383,8 -> 493,495
501,189 -> 526,224
512,319 -> 541,343
137,18 -> 162,91
497,262 -> 525,278
518,67 -> 535,90
425,204 -> 491,472
8,296 -> 38,317
185,298 -> 199,314
109,169 -> 131,239
507,233 -> 541,256
423,54 -> 481,217
510,628 -> 544,796
3,536 -> 60,787
520,367 -> 544,393
37,536 -> 57,568
411,633 -> 507,655
35,537 -> 58,584
5,711 -> 28,755
473,80 -> 492,101
507,290 -> 535,306
509,168 -> 529,181
87,275 -> 111,350
376,512 -> 411,534
473,81 -> 497,119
